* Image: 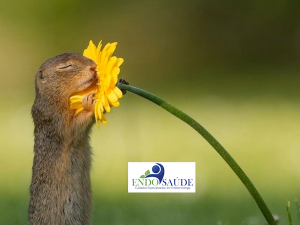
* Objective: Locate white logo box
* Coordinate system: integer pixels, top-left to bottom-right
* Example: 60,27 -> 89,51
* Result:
128,162 -> 195,193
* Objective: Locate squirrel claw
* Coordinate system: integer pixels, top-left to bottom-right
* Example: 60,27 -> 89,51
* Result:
82,93 -> 95,111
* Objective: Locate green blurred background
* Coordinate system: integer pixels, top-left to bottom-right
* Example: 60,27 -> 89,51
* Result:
0,1 -> 299,224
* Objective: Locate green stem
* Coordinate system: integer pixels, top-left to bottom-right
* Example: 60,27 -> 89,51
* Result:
287,201 -> 293,225
117,83 -> 276,225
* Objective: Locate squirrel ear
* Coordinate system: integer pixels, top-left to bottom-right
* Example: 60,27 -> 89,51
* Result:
39,71 -> 46,81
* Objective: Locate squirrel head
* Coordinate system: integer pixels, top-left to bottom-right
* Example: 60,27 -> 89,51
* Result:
32,52 -> 97,137
36,52 -> 96,102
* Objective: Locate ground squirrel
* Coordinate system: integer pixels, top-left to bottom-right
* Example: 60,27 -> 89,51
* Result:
28,52 -> 98,225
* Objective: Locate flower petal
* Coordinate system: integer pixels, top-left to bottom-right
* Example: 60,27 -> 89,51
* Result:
96,40 -> 102,57
70,95 -> 84,102
107,43 -> 117,58
113,86 -> 123,98
115,58 -> 124,67
110,101 -> 120,107
102,95 -> 111,112
106,56 -> 117,75
107,89 -> 118,103
101,114 -> 107,125
70,102 -> 83,110
111,67 -> 120,78
75,107 -> 84,115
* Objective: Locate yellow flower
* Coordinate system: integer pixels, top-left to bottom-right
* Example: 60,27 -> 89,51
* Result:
70,40 -> 124,125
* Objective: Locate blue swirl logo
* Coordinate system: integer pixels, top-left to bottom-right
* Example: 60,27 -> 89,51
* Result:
140,163 -> 165,184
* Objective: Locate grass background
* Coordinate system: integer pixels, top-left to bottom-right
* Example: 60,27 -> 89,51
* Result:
0,1 -> 300,224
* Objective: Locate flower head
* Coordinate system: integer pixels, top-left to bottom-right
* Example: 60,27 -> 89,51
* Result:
70,40 -> 124,125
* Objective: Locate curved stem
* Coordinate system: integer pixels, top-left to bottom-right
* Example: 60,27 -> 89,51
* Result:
117,83 -> 276,225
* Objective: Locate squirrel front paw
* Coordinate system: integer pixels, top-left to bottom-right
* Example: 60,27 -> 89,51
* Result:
82,93 -> 95,111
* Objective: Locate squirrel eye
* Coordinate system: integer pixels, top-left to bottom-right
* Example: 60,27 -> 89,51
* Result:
58,64 -> 73,70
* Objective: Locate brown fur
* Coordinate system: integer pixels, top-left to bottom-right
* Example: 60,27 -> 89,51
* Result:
28,52 -> 97,225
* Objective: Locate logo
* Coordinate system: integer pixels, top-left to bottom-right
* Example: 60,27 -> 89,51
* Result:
128,162 -> 195,193
140,163 -> 165,183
